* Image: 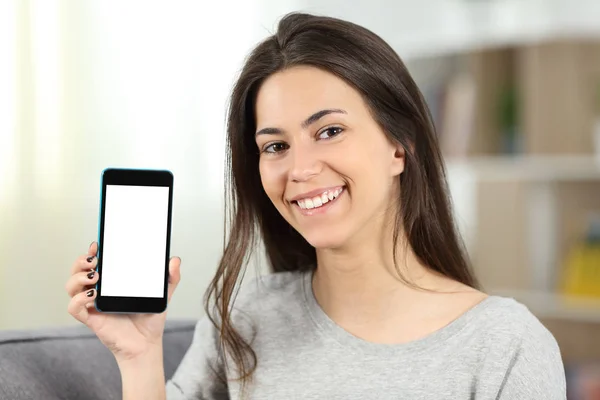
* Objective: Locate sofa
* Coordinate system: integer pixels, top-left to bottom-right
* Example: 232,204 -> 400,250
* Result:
0,319 -> 196,400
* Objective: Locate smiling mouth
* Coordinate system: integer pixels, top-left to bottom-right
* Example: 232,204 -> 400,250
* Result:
293,186 -> 345,210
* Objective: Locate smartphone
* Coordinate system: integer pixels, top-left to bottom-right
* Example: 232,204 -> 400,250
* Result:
94,168 -> 174,313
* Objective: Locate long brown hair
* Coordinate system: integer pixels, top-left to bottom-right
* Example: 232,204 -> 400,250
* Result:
203,11 -> 480,395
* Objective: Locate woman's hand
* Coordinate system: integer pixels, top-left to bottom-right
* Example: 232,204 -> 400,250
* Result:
65,241 -> 181,363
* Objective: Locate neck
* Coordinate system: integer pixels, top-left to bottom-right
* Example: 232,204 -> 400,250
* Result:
312,219 -> 451,329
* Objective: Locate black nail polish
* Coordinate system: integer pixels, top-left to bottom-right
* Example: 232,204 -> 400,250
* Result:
87,271 -> 95,279
86,256 -> 94,263
86,289 -> 94,297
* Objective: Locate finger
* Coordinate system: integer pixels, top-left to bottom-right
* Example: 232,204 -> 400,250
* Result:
70,241 -> 98,275
65,270 -> 99,298
88,241 -> 98,257
70,253 -> 98,275
67,288 -> 96,325
167,256 -> 181,303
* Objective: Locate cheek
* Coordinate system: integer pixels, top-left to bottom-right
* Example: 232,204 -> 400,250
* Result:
341,139 -> 385,181
259,160 -> 287,201
346,148 -> 394,203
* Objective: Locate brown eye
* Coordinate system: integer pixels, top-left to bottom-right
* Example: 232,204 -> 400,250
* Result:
317,126 -> 343,140
264,142 -> 289,154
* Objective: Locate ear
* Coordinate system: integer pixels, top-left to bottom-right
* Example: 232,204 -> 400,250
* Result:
390,143 -> 406,176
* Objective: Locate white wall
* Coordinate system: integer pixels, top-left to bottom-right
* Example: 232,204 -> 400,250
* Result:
0,0 -> 302,330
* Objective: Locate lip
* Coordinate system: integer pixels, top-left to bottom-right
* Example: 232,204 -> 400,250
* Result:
294,187 -> 345,216
289,185 -> 346,202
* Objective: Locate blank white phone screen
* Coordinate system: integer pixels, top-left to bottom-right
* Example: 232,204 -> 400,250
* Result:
101,185 -> 170,298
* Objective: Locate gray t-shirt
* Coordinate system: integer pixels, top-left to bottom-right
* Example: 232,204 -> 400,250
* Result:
166,270 -> 566,399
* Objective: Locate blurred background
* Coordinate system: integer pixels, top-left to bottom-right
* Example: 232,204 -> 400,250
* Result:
1,0 -> 600,397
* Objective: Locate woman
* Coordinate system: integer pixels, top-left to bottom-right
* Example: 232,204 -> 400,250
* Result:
65,12 -> 566,400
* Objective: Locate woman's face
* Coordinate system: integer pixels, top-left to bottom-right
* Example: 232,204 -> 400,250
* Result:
255,65 -> 405,249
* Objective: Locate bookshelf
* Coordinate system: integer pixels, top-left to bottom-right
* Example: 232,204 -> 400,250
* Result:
446,155 -> 600,294
404,33 -> 600,375
446,155 -> 600,182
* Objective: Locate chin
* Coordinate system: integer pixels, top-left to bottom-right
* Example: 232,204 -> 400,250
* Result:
300,227 -> 350,250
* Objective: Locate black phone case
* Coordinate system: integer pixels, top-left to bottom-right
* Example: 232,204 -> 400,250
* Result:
94,168 -> 174,314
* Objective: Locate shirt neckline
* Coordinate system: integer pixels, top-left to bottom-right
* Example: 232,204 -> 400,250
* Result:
301,268 -> 498,357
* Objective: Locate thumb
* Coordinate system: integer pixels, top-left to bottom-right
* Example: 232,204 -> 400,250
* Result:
167,256 -> 181,303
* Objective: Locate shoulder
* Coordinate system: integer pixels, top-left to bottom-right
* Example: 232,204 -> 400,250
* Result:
187,270 -> 309,353
464,295 -> 562,358
476,295 -> 560,349
225,270 -> 309,325
446,293 -> 563,362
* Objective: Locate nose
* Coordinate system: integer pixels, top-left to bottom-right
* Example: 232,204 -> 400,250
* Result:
288,140 -> 321,182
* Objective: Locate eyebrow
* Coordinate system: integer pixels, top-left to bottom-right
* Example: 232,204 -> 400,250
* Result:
255,108 -> 347,136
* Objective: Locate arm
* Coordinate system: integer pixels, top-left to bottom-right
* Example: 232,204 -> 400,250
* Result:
116,315 -> 229,400
165,316 -> 230,399
118,344 -> 166,400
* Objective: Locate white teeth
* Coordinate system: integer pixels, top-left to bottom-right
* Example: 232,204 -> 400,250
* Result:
296,187 -> 344,210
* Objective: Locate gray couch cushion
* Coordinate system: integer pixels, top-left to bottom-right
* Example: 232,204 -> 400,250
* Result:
0,319 -> 196,400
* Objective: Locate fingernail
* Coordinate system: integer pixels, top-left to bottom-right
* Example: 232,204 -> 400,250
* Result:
89,241 -> 95,248
87,271 -> 95,279
86,256 -> 94,263
86,289 -> 95,297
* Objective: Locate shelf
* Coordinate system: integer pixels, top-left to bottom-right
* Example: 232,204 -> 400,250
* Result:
492,289 -> 600,324
446,155 -> 600,182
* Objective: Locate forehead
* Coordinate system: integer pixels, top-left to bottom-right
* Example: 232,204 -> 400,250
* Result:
254,66 -> 364,126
